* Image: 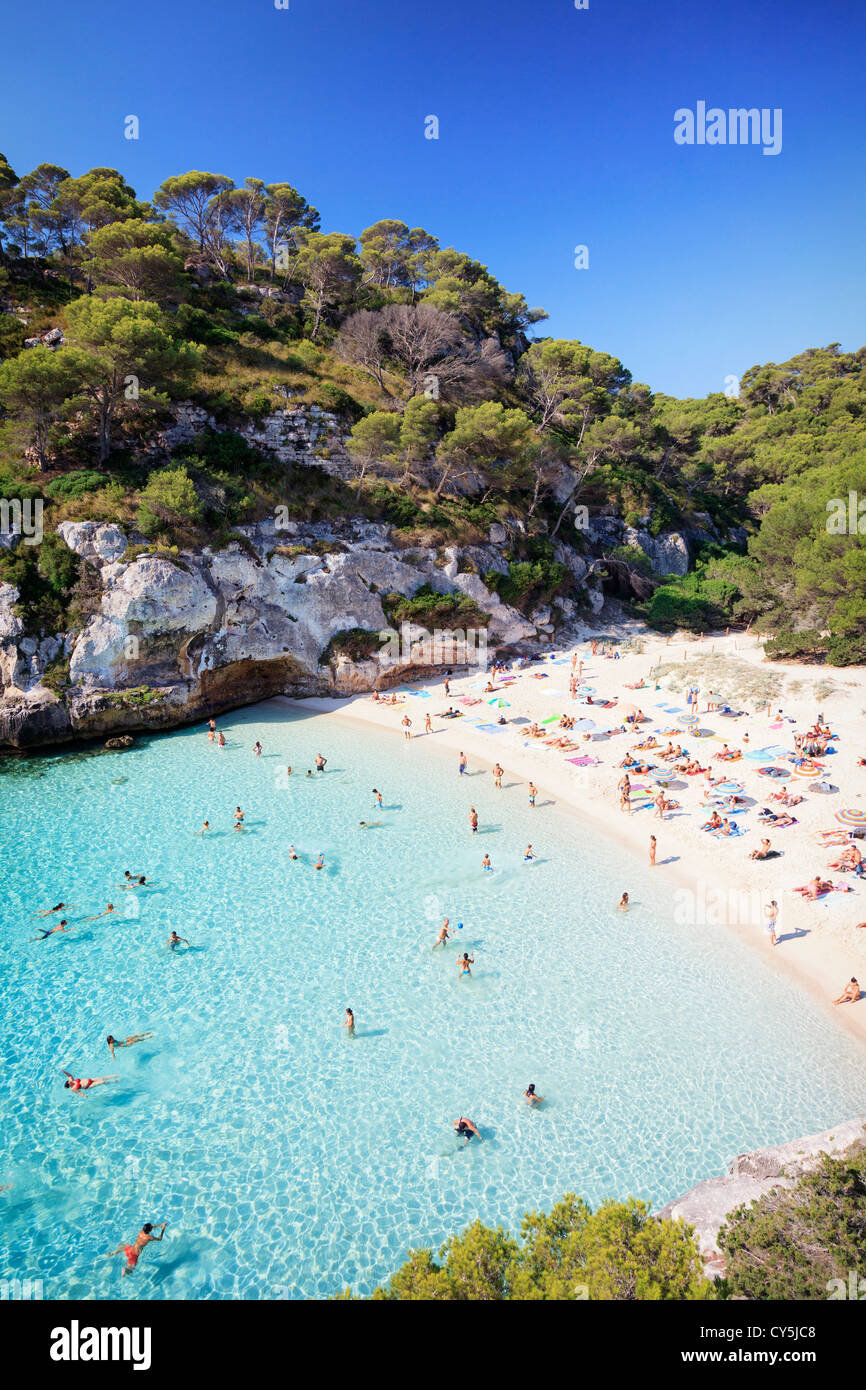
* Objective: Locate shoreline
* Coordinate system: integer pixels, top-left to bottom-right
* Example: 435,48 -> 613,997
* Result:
280,630 -> 866,1053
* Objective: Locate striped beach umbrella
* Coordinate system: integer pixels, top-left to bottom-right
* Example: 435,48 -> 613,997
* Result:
487,698 -> 510,707
678,713 -> 699,725
836,808 -> 866,827
792,763 -> 823,779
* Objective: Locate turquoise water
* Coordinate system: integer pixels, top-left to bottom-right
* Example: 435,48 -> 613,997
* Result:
1,699 -> 863,1300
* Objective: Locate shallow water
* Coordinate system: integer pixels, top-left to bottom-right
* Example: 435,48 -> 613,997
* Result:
1,700 -> 863,1299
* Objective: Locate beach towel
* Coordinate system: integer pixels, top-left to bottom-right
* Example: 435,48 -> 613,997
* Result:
707,823 -> 745,837
475,723 -> 504,734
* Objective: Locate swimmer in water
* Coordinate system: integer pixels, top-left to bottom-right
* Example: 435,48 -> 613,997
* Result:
314,853 -> 324,870
523,844 -> 536,862
453,1116 -> 481,1143
524,1083 -> 544,1106
253,742 -> 262,756
119,872 -> 147,888
107,1032 -> 154,1059
481,854 -> 492,872
62,1070 -> 119,1095
286,766 -> 292,777
288,844 -> 298,859
372,788 -> 383,807
432,918 -> 452,951
343,1008 -> 355,1036
306,770 -> 312,778
106,1221 -> 167,1276
167,931 -> 190,950
31,918 -> 71,941
32,901 -> 75,917
617,892 -> 629,911
457,952 -> 474,977
358,821 -> 382,829
83,903 -> 115,921
199,821 -> 210,835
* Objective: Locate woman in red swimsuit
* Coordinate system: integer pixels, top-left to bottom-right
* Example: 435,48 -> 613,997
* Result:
62,1070 -> 119,1094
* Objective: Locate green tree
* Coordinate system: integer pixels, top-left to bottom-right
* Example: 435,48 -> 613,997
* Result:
153,171 -> 234,262
346,410 -> 402,499
264,183 -> 320,281
229,178 -> 267,282
295,232 -> 361,341
0,346 -> 81,467
64,297 -> 199,461
138,465 -> 203,536
434,401 -> 536,499
87,219 -> 186,304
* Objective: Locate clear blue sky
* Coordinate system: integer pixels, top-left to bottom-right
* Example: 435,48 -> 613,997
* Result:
2,0 -> 864,397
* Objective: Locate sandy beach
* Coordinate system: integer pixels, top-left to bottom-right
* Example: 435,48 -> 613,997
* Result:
288,629 -> 866,1050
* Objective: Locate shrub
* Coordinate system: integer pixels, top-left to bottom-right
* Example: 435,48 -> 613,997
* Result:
312,382 -> 365,422
383,584 -> 488,631
824,632 -> 866,667
320,628 -> 385,664
763,629 -> 826,662
0,530 -> 82,634
718,1146 -> 866,1300
44,470 -> 110,501
137,466 -> 203,537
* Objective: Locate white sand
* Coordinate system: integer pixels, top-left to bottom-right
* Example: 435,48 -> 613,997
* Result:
286,630 -> 866,1050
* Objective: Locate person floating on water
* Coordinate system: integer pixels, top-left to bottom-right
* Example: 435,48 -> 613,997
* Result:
524,1084 -> 544,1107
106,1221 -> 167,1276
62,1070 -> 119,1095
31,918 -> 71,941
107,1032 -> 154,1059
83,903 -> 115,921
343,1007 -> 355,1036
433,919 -> 452,950
168,931 -> 190,950
453,1116 -> 481,1143
358,821 -> 382,829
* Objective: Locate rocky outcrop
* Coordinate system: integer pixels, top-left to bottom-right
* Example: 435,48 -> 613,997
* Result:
658,1116 -> 866,1273
0,518 -> 555,747
157,400 -> 347,473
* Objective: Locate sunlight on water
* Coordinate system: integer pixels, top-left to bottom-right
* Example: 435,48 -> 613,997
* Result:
1,700 -> 863,1299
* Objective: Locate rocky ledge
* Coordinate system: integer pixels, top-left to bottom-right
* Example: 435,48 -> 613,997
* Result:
0,517 -> 583,749
658,1116 -> 866,1275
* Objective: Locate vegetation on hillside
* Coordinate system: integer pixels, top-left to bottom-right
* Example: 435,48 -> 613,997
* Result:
0,155 -> 863,660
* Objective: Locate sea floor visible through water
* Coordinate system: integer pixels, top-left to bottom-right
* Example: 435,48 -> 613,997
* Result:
1,700 -> 863,1299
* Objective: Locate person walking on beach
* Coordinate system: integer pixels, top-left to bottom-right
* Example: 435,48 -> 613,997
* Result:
649,836 -> 656,867
402,716 -> 412,740
469,807 -> 478,833
444,677 -> 451,697
425,714 -> 433,735
433,919 -> 452,950
106,1221 -> 167,1276
107,1032 -> 154,1059
315,753 -> 327,773
764,900 -> 778,947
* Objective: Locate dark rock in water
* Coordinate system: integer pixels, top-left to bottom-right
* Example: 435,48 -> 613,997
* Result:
111,776 -> 128,784
105,735 -> 135,749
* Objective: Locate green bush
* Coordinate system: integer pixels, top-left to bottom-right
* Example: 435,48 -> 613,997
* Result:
365,483 -> 422,528
0,531 -> 82,634
383,583 -> 488,631
44,470 -> 110,501
763,629 -> 826,662
485,558 -> 568,612
312,382 -> 365,422
320,628 -> 385,664
137,466 -> 203,537
824,632 -> 866,667
718,1146 -> 866,1300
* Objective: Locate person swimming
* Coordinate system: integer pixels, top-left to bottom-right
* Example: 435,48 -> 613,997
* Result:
167,931 -> 190,950
288,844 -> 298,859
31,918 -> 70,941
358,821 -> 382,829
314,853 -> 324,870
83,903 -> 115,921
120,871 -> 147,887
62,1070 -> 119,1094
33,901 -> 75,917
199,820 -> 210,834
106,1221 -> 167,1276
524,1083 -> 544,1106
107,1032 -> 154,1059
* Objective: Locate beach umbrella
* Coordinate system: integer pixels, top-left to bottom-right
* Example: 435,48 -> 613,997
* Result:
715,781 -> 744,793
792,763 -> 822,779
678,713 -> 699,725
487,697 -> 510,707
836,808 -> 866,827
811,782 -> 836,794
572,718 -> 596,732
758,766 -> 790,779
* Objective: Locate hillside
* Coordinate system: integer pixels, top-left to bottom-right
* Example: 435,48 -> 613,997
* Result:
0,156 -> 864,746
